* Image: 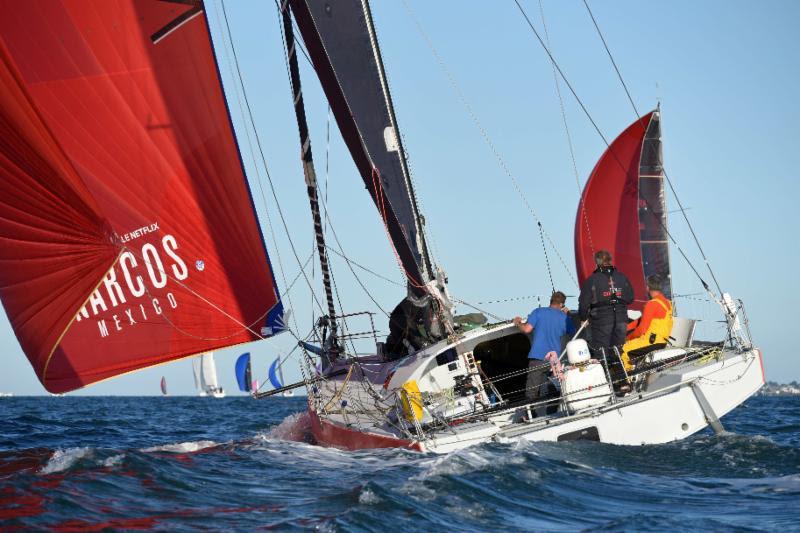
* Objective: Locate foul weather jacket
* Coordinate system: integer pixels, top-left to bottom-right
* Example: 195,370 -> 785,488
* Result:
577,266 -> 634,322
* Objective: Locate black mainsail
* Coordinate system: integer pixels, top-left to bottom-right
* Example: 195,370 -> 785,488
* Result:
287,0 -> 452,354
288,0 -> 433,292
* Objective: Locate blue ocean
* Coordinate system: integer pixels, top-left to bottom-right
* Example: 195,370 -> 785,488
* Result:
1,395 -> 798,531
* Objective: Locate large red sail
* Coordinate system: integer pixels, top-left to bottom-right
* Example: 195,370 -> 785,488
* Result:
574,111 -> 657,310
0,1 -> 283,392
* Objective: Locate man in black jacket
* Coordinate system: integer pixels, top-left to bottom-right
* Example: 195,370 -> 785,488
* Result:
578,250 -> 634,362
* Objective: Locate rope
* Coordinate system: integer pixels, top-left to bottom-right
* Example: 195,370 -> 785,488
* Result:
220,0 -> 325,315
211,0 -> 302,333
538,0 -> 595,256
513,0 -> 716,298
581,0 -> 725,299
401,0 -> 577,288
538,221 -> 555,294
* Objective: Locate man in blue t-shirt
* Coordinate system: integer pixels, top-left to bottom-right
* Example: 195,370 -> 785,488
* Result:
513,291 -> 576,403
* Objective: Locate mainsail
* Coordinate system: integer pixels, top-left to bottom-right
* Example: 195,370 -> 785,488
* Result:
192,358 -> 204,391
287,0 -> 434,292
574,110 -> 672,310
0,1 -> 284,392
201,353 -> 220,392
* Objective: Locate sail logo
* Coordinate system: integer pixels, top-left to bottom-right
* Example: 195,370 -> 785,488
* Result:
117,222 -> 160,244
74,234 -> 189,338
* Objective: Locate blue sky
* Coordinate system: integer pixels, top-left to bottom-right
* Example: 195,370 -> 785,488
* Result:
1,0 -> 797,395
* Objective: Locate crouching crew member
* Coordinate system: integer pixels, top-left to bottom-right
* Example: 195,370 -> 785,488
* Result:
621,275 -> 673,370
513,291 -> 575,404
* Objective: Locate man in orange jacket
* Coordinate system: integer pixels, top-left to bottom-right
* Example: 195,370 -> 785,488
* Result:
621,275 -> 673,371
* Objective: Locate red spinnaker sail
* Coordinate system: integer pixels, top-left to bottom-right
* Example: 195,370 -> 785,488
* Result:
574,111 -> 657,310
0,1 -> 283,393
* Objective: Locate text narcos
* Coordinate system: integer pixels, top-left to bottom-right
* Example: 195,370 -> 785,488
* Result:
75,234 -> 190,338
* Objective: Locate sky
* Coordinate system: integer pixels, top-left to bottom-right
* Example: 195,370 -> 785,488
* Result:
1,0 -> 798,396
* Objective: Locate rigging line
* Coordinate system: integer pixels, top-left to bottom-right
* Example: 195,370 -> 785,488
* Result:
513,1 -> 714,295
451,298 -> 504,322
212,0 -> 302,333
324,245 -> 404,288
220,0 -> 325,316
317,190 -> 391,318
581,0 -> 725,298
122,246 -> 268,341
400,0 -> 577,289
538,221 -> 555,294
538,0 -> 595,255
581,0 -> 639,117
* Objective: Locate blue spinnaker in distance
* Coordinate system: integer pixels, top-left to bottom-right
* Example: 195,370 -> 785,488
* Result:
268,359 -> 283,390
235,353 -> 251,392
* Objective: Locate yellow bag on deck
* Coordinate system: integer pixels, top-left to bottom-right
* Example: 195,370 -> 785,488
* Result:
400,380 -> 424,422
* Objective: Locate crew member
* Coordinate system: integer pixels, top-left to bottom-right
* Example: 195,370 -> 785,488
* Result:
621,275 -> 673,370
578,250 -> 634,375
513,291 -> 575,403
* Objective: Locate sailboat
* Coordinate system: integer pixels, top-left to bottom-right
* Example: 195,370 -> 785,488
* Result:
0,1 -> 762,453
268,359 -> 294,398
160,376 -> 167,397
192,353 -> 225,398
235,352 -> 254,394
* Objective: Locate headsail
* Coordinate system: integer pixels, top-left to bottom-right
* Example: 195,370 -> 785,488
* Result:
287,0 -> 433,292
574,110 -> 672,310
268,359 -> 283,390
235,352 -> 252,393
0,1 -> 284,392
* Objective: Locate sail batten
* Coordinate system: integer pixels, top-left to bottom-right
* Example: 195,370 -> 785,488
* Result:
575,110 -> 672,310
0,0 -> 284,392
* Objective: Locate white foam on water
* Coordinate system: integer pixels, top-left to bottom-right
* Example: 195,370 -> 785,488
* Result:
141,440 -> 217,453
262,411 -> 312,442
358,486 -> 381,505
102,454 -> 125,467
40,447 -> 92,474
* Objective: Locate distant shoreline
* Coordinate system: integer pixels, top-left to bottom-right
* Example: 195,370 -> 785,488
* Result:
759,381 -> 800,396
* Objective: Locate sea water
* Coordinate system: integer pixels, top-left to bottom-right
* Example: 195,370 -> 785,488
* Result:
1,395 -> 798,530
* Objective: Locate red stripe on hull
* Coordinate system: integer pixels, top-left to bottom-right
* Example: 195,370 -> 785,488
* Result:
308,409 -> 422,452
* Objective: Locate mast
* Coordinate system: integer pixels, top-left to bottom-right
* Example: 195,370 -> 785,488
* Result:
286,0 -> 455,350
287,0 -> 440,294
280,1 -> 340,356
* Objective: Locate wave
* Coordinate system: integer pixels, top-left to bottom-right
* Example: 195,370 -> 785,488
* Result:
141,440 -> 218,454
40,447 -> 92,474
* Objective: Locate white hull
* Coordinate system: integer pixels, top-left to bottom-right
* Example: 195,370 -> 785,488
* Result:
307,318 -> 764,454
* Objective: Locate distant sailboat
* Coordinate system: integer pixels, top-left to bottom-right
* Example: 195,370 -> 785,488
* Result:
160,376 -> 167,397
235,352 -> 253,394
192,353 -> 225,398
269,358 -> 294,397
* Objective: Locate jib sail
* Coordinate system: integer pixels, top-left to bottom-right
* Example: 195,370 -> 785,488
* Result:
0,0 -> 283,393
